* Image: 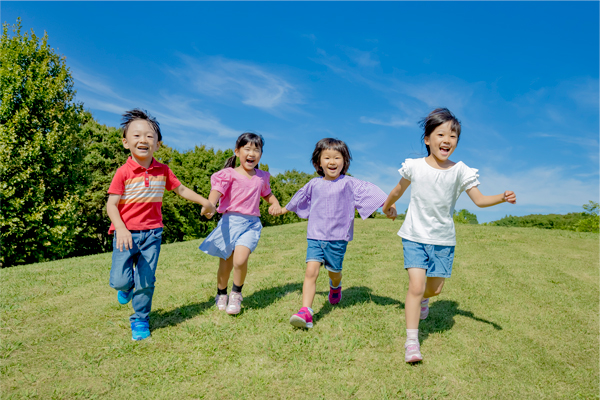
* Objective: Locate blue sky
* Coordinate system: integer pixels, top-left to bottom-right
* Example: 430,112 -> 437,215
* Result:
4,1 -> 599,222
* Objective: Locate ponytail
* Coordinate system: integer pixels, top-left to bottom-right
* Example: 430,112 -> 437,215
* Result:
224,154 -> 237,169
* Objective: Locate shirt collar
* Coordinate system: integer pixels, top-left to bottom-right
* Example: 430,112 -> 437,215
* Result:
126,156 -> 156,171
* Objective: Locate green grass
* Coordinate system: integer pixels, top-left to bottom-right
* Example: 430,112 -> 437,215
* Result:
1,220 -> 598,399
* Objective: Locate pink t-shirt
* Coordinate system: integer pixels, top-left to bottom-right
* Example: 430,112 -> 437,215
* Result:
211,168 -> 272,216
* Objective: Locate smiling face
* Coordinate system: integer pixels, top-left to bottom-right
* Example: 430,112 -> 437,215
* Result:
122,119 -> 160,167
319,148 -> 345,180
424,121 -> 458,166
234,142 -> 262,171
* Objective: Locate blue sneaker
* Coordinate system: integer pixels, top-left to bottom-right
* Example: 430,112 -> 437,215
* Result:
117,288 -> 134,304
131,320 -> 150,341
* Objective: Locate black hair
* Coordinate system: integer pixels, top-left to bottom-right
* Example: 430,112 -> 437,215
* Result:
419,108 -> 461,156
224,132 -> 265,169
121,109 -> 162,142
311,138 -> 352,177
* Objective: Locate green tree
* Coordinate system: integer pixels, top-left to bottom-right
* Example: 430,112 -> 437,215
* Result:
453,209 -> 478,224
576,201 -> 599,233
0,20 -> 86,267
260,169 -> 318,226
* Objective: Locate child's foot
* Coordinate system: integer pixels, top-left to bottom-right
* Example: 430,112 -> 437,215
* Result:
117,288 -> 134,305
215,294 -> 228,311
131,320 -> 150,341
329,286 -> 342,305
289,307 -> 313,329
405,341 -> 423,363
420,298 -> 429,320
226,292 -> 243,315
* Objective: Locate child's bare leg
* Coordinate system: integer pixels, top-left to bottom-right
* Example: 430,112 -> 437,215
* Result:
232,245 -> 251,287
405,268 -> 427,329
302,261 -> 321,308
423,277 -> 445,299
217,256 -> 234,290
328,270 -> 342,288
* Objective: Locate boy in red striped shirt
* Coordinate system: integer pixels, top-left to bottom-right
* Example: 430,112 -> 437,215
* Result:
106,109 -> 215,341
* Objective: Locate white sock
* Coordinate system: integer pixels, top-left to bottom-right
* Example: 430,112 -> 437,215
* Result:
307,307 -> 314,316
329,279 -> 341,289
406,329 -> 419,343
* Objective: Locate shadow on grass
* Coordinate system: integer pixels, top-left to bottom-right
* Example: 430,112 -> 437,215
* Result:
419,299 -> 502,342
149,282 -> 303,329
313,286 -> 404,323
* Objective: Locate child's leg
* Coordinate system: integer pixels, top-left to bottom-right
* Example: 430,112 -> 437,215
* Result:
232,245 -> 251,288
302,261 -> 322,308
423,277 -> 445,299
131,229 -> 161,323
217,256 -> 234,291
328,270 -> 342,288
405,268 -> 427,329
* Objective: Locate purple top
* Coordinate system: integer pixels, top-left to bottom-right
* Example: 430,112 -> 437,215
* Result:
285,175 -> 388,241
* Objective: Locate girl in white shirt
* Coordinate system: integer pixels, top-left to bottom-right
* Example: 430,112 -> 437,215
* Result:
382,108 -> 516,363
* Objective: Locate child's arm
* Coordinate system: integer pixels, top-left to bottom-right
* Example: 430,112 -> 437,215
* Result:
199,190 -> 222,219
382,178 -> 411,221
173,184 -> 217,216
106,194 -> 132,251
466,187 -> 516,207
263,193 -> 283,216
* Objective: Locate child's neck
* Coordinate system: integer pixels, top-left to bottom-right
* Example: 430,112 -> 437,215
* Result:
131,154 -> 153,169
425,155 -> 455,170
235,165 -> 256,178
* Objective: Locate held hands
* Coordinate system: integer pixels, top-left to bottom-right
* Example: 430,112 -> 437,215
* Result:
115,228 -> 133,252
503,191 -> 517,204
383,204 -> 398,221
201,201 -> 217,219
269,204 -> 284,216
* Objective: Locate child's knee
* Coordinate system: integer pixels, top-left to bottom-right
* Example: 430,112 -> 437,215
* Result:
110,275 -> 134,291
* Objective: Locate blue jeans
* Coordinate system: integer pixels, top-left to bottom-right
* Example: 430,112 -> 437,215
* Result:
110,228 -> 162,322
306,239 -> 348,273
402,238 -> 455,278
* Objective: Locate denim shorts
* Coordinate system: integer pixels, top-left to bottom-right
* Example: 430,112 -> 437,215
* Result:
199,212 -> 262,260
306,239 -> 348,273
402,238 -> 455,278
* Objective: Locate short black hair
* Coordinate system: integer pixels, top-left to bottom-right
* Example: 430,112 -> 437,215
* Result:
419,108 -> 461,156
121,109 -> 162,142
311,138 -> 352,177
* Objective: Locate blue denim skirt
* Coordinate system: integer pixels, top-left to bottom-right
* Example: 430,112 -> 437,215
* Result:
199,212 -> 262,260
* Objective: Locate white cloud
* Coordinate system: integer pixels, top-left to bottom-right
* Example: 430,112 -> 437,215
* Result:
360,115 -> 413,127
174,55 -> 303,110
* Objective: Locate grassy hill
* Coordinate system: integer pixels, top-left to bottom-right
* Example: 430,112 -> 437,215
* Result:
1,220 -> 598,399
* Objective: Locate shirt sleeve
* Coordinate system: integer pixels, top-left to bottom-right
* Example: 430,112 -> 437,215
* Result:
211,168 -> 232,195
285,179 -> 313,219
460,163 -> 480,193
398,158 -> 413,181
353,178 -> 388,220
260,171 -> 272,197
107,167 -> 125,195
165,166 -> 182,191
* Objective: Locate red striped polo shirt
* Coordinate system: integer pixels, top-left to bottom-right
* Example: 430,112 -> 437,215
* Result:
107,157 -> 181,233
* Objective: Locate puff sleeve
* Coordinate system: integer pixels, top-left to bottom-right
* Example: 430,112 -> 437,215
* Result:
210,168 -> 233,195
353,178 -> 388,220
398,158 -> 414,181
285,179 -> 314,219
460,164 -> 480,193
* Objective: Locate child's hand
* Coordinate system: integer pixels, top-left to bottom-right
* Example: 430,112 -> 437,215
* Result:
269,204 -> 283,216
115,228 -> 133,252
201,202 -> 217,219
383,206 -> 397,221
504,191 -> 516,204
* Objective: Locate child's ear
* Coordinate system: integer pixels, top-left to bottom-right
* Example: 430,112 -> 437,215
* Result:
122,137 -> 129,149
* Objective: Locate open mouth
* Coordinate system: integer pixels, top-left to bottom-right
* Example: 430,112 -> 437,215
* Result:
440,147 -> 450,156
137,146 -> 149,151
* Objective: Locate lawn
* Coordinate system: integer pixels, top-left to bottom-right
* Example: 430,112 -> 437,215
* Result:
1,220 -> 598,399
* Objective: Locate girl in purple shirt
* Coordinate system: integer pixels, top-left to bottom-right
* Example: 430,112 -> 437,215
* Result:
281,138 -> 392,329
200,133 -> 283,315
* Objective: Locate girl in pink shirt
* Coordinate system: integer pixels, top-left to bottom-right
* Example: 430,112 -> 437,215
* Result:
200,133 -> 283,315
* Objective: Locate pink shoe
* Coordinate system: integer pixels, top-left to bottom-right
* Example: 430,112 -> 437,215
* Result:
215,294 -> 228,311
289,307 -> 313,328
420,299 -> 429,320
329,286 -> 342,305
226,292 -> 243,315
405,341 -> 423,363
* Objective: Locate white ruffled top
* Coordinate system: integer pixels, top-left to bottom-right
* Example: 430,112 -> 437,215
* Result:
397,158 -> 480,246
